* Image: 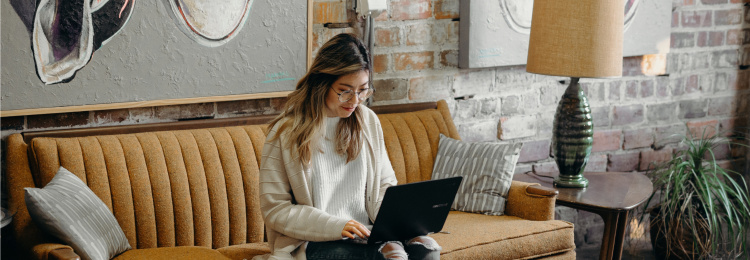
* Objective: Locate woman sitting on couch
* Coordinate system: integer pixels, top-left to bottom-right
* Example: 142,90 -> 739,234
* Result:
254,33 -> 441,260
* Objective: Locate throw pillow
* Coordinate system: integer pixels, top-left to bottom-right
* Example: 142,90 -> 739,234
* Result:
25,167 -> 131,260
431,134 -> 523,215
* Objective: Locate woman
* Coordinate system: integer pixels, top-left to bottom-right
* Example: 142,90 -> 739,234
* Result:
254,33 -> 441,260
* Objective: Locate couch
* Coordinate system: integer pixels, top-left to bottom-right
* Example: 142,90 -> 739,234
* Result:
5,100 -> 575,259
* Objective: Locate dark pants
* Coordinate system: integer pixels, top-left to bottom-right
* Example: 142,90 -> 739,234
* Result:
306,240 -> 386,260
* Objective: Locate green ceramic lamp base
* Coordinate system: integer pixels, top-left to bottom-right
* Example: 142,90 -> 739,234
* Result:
552,77 -> 593,189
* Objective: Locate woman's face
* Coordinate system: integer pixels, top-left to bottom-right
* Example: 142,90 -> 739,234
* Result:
325,70 -> 369,118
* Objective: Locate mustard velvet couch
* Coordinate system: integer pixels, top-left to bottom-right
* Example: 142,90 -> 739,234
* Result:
5,100 -> 575,260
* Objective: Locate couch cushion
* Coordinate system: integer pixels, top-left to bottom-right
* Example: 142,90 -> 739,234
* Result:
113,246 -> 231,260
432,211 -> 575,260
217,242 -> 271,260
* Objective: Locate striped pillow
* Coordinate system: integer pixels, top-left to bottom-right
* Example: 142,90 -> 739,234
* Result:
431,134 -> 523,215
25,167 -> 131,260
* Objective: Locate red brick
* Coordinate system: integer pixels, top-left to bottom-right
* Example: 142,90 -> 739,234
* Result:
584,154 -> 608,172
640,80 -> 654,98
406,24 -> 431,46
607,151 -> 640,172
373,54 -> 389,74
1,116 -> 24,130
623,128 -> 654,150
697,31 -> 708,47
270,97 -> 288,112
701,0 -> 727,4
683,0 -> 695,5
408,75 -> 451,101
154,103 -> 214,120
685,74 -> 699,93
592,130 -> 622,152
625,80 -> 638,99
28,112 -> 90,129
726,29 -> 742,45
681,10 -> 712,28
687,119 -> 718,139
707,97 -> 734,116
639,148 -> 674,171
718,118 -> 737,137
714,9 -> 743,26
94,109 -> 129,124
391,0 -> 431,21
372,79 -> 408,102
612,105 -> 644,126
434,0 -> 459,19
432,21 -> 458,45
671,32 -> 695,48
708,31 -> 724,46
394,52 -> 434,71
375,27 -> 400,47
622,57 -> 644,77
439,50 -> 458,68
706,142 -> 730,161
374,10 -> 388,21
655,125 -> 687,149
216,99 -> 271,116
128,107 -> 155,123
314,2 -> 348,24
518,139 -> 551,163
672,12 -> 679,28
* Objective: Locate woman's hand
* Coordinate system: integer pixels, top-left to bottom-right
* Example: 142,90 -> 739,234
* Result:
341,220 -> 370,239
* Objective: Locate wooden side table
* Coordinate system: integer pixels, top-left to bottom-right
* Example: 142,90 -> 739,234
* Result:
514,171 -> 653,260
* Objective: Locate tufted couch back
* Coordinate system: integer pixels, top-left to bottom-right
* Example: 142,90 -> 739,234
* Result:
6,100 -> 461,256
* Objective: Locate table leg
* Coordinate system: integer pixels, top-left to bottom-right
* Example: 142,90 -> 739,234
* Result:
599,212 -> 618,260
612,211 -> 629,260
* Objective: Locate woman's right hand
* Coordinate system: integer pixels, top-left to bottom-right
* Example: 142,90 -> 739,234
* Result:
341,220 -> 370,239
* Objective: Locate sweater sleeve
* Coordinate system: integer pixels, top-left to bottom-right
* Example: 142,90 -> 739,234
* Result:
372,113 -> 398,216
259,125 -> 350,242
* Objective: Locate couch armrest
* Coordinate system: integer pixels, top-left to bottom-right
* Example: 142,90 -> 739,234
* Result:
504,181 -> 557,221
32,243 -> 79,260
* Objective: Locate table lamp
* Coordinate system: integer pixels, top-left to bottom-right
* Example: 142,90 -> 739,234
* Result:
526,0 -> 624,188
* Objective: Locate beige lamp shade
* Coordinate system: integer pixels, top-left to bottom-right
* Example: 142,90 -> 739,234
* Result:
526,0 -> 624,78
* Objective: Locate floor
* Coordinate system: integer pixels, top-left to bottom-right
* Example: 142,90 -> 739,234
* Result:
575,236 -> 656,260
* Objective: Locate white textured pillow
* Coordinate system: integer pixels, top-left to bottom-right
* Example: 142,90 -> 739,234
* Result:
431,134 -> 523,215
25,167 -> 131,260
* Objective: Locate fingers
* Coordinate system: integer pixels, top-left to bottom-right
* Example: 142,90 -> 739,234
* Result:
342,220 -> 370,239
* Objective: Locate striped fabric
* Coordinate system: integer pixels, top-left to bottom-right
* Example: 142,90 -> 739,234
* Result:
25,167 -> 131,260
431,134 -> 523,216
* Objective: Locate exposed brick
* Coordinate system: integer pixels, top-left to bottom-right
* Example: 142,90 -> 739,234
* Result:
726,29 -> 742,45
458,120 -> 498,142
685,74 -> 699,93
532,162 -> 558,174
707,142 -> 730,161
682,0 -> 695,5
375,27 -> 400,47
584,154 -> 608,172
698,73 -> 715,93
656,76 -> 670,98
581,82 -> 605,102
434,0 -> 459,19
687,119 -> 718,139
691,51 -> 712,70
678,100 -> 707,119
718,118 -> 738,137
681,10 -> 712,28
655,125 -> 687,149
647,103 -> 677,122
608,81 -> 621,101
373,54 -> 389,74
408,75 -> 451,101
499,115 -> 537,140
432,20 -> 458,45
374,10 -> 388,21
216,99 -> 271,116
314,2 -> 347,24
391,0 -> 431,21
672,12 -> 680,28
518,139 -> 551,163
712,50 -> 739,68
455,99 -> 480,119
129,107 -> 156,123
624,128 -> 655,150
714,9 -> 743,26
394,52 -> 434,71
707,31 -> 724,47
697,31 -> 708,47
640,80 -> 654,98
495,65 -> 537,84
540,83 -> 559,106
522,92 -> 539,111
439,50 -> 458,68
592,130 -> 621,152
625,80 -> 638,100
640,148 -> 674,171
671,32 -> 695,48
155,103 -> 214,120
269,97 -> 287,113
406,23 -> 431,46
481,98 -> 501,116
28,112 -> 89,129
373,78 -> 408,102
622,57 -> 644,77
591,106 -> 610,127
1,116 -> 24,130
607,151 -> 641,172
501,95 -> 522,115
94,109 -> 129,124
714,71 -> 737,92
708,97 -> 734,116
454,69 -> 494,97
671,77 -> 685,96
612,105 -> 644,126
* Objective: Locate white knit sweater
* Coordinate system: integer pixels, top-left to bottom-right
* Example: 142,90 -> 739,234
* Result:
254,106 -> 398,260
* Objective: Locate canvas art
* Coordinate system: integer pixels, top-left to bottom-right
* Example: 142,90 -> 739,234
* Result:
166,0 -> 255,47
459,0 -> 671,69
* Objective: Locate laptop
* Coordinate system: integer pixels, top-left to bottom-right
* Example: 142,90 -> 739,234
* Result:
364,176 -> 463,245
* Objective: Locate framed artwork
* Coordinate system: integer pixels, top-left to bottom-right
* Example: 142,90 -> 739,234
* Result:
459,0 -> 671,69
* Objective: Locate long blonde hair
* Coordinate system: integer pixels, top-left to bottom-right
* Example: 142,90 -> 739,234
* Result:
268,33 -> 371,164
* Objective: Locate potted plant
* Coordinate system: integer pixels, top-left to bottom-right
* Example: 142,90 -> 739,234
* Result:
642,129 -> 750,259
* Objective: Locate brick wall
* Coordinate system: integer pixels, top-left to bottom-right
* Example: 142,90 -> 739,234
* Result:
1,0 -> 749,251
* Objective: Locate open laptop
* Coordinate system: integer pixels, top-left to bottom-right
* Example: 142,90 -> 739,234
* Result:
364,176 -> 463,245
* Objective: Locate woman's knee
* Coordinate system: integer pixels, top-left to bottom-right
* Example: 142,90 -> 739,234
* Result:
379,241 -> 407,260
406,236 -> 441,251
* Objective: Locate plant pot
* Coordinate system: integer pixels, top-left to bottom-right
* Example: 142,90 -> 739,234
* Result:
649,206 -> 710,260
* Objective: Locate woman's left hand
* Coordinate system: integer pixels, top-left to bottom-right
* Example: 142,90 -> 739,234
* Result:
341,220 -> 370,239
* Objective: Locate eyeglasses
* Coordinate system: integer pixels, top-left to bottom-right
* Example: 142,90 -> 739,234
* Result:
331,88 -> 373,102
